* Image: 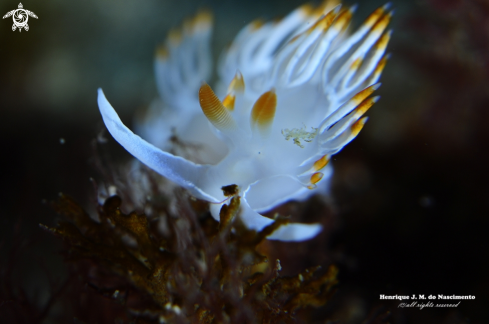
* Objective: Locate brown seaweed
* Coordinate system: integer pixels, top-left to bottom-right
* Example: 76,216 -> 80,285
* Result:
41,186 -> 338,323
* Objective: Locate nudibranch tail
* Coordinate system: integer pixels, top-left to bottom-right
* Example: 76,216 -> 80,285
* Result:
235,199 -> 323,241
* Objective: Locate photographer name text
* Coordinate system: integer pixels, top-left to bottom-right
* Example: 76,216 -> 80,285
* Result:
379,294 -> 475,310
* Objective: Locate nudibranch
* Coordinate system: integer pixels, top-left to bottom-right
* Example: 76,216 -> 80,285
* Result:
98,1 -> 392,241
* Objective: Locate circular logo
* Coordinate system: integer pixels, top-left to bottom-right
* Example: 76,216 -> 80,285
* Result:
13,10 -> 28,27
3,3 -> 38,32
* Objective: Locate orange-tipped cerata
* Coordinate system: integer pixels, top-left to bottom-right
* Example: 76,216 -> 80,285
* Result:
353,96 -> 378,119
332,7 -> 354,32
371,11 -> 392,36
313,155 -> 330,171
310,172 -> 324,185
362,4 -> 388,29
351,116 -> 368,137
351,83 -> 380,105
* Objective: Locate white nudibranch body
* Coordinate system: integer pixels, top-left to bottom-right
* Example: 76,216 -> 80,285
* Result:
97,1 -> 392,241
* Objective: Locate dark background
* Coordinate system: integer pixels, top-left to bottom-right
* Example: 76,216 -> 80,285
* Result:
1,0 -> 488,323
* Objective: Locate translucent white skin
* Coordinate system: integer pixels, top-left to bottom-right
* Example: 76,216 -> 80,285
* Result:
98,3 -> 392,241
134,13 -> 227,165
98,90 -> 322,241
